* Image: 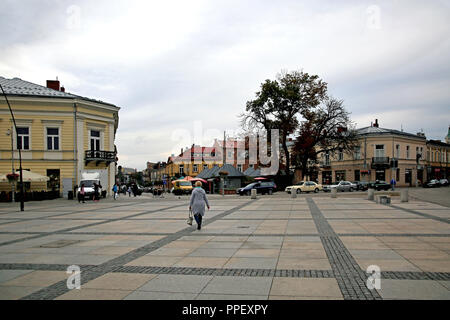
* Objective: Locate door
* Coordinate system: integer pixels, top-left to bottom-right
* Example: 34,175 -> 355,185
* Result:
376,170 -> 385,181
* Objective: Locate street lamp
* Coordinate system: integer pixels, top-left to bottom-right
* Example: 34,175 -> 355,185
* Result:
6,128 -> 15,202
1,84 -> 25,211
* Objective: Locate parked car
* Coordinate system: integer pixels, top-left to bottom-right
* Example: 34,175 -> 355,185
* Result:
353,181 -> 369,191
423,179 -> 441,188
237,181 -> 277,195
286,181 -> 323,194
285,182 -> 305,194
368,180 -> 391,191
439,179 -> 449,186
323,181 -> 354,192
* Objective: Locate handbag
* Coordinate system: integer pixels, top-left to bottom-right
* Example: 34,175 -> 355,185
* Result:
187,208 -> 193,226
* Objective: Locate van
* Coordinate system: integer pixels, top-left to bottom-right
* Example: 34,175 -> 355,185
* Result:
77,172 -> 102,199
173,180 -> 193,195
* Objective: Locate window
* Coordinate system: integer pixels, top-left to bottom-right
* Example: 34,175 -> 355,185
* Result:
395,145 -> 400,159
193,164 -> 198,173
17,127 -> 30,150
203,164 -> 208,170
324,152 -> 330,165
237,164 -> 242,172
406,146 -> 410,159
338,151 -> 344,161
46,128 -> 59,150
335,170 -> 346,181
249,164 -> 254,168
179,165 -> 184,175
353,146 -> 361,160
90,130 -> 100,151
375,145 -> 385,158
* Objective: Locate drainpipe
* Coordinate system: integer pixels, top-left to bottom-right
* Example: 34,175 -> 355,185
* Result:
73,102 -> 77,192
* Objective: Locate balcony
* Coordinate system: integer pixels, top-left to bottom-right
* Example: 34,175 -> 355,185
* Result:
85,150 -> 116,166
371,157 -> 390,169
320,161 -> 331,168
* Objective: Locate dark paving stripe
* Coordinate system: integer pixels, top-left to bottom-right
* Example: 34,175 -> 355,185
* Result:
338,233 -> 450,237
0,203 -> 187,247
0,263 -> 96,271
391,205 -> 450,224
381,271 -> 450,281
20,200 -> 254,300
3,263 -> 448,281
111,265 -> 335,278
307,198 -> 382,300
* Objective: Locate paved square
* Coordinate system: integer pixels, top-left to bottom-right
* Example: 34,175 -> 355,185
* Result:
0,192 -> 449,300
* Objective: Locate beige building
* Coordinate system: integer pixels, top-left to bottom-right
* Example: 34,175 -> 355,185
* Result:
317,120 -> 427,187
0,77 -> 119,199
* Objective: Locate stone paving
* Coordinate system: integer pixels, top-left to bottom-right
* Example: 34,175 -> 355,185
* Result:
0,192 -> 449,300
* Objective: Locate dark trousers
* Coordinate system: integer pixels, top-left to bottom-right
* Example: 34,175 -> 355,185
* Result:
194,213 -> 202,229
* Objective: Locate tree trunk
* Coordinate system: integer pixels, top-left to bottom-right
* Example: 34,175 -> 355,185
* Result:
282,135 -> 290,181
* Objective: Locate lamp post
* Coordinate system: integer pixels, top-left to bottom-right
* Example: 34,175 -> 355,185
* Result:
1,84 -> 25,211
6,128 -> 15,202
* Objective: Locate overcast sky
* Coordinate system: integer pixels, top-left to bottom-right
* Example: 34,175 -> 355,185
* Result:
1,0 -> 449,170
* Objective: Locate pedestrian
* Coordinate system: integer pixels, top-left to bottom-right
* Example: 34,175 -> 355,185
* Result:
112,183 -> 118,200
93,182 -> 101,202
78,183 -> 85,203
127,186 -> 132,197
390,177 -> 396,191
189,181 -> 210,230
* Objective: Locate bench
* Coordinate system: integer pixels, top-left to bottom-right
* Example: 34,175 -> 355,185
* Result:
375,195 -> 391,205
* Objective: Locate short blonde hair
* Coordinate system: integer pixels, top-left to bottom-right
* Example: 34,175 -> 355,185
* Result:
195,181 -> 202,187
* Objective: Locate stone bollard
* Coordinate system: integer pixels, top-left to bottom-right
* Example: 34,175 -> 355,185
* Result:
401,189 -> 408,202
331,187 -> 337,198
251,188 -> 257,199
368,189 -> 375,201
291,190 -> 297,198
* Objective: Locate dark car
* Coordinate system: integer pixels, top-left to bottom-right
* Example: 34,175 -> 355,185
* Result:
353,181 -> 369,191
237,181 -> 277,195
368,180 -> 391,191
423,179 -> 441,188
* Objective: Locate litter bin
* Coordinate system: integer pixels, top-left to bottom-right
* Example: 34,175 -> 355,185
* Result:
68,191 -> 74,200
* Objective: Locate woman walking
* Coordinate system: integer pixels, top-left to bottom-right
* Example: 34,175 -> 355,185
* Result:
189,181 -> 210,230
78,183 -> 85,203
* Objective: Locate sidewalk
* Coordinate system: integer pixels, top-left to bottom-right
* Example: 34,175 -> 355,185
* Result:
0,194 -> 448,300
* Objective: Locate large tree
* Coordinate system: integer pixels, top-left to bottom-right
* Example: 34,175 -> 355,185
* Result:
292,97 -> 358,179
240,70 -> 328,179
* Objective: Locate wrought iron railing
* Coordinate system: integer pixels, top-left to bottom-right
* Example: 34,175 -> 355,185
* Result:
85,150 -> 116,163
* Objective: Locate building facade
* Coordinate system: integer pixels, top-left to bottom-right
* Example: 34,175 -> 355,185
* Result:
317,121 -> 427,187
0,77 -> 119,197
425,139 -> 449,180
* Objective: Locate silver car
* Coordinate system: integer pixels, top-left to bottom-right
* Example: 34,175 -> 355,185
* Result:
324,181 -> 354,192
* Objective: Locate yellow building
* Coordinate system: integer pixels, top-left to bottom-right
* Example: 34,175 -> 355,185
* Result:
0,77 -> 119,198
165,145 -> 221,180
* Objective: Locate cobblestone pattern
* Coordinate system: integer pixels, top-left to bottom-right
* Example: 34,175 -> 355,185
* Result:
112,265 -> 335,278
307,198 -> 382,300
3,262 -> 448,281
391,205 -> 450,224
20,200 -> 253,300
0,263 -> 96,271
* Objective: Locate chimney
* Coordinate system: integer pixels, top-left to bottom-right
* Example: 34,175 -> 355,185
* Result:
46,80 -> 60,91
60,86 -> 65,92
373,119 -> 379,128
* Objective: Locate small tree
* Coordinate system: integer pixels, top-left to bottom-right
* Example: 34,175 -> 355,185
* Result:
292,97 -> 358,179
